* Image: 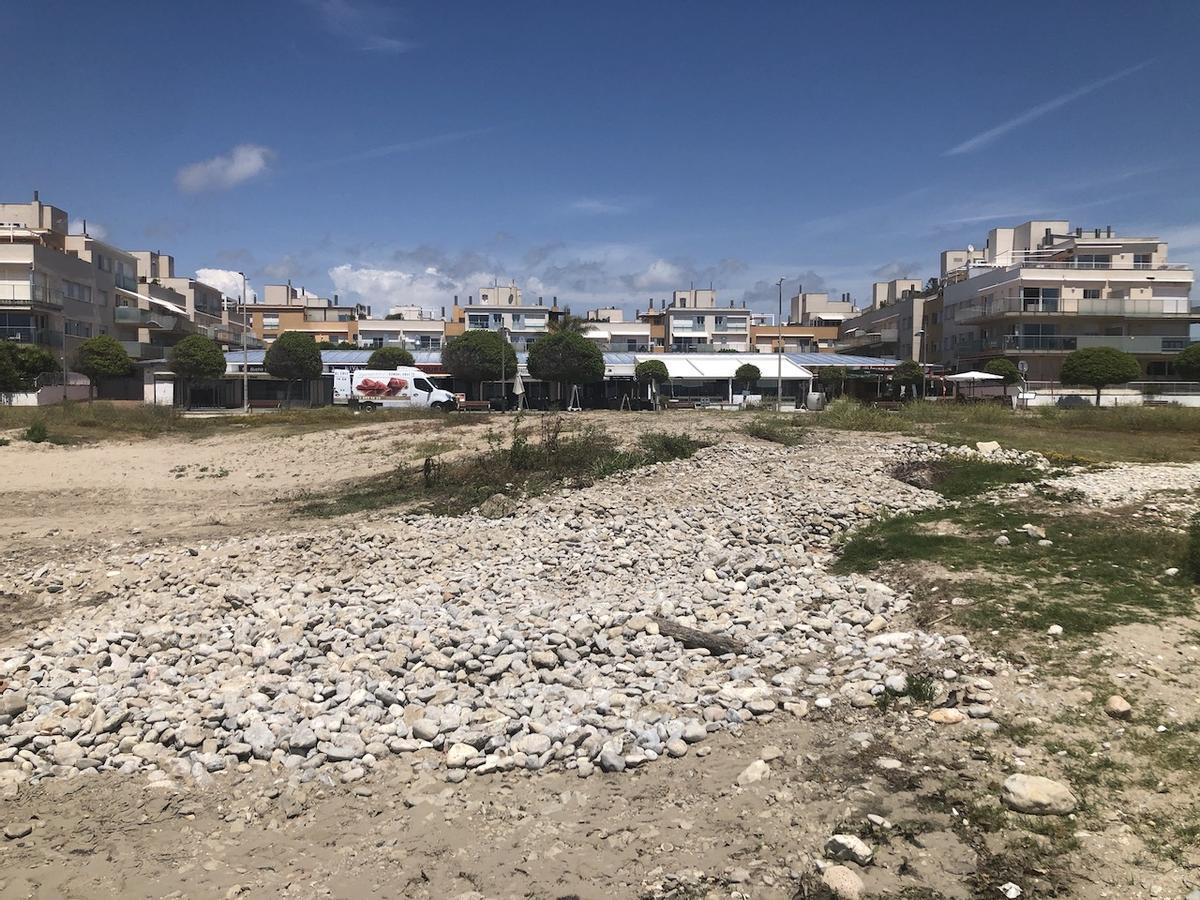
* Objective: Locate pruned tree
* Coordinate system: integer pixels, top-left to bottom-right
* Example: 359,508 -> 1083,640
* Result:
1175,343 -> 1200,383
983,358 -> 1021,398
734,363 -> 761,392
635,359 -> 669,410
819,365 -> 848,398
169,335 -> 227,408
548,313 -> 590,335
527,331 -> 604,405
1060,347 -> 1140,406
264,332 -> 322,407
442,330 -> 517,399
367,346 -> 415,369
75,335 -> 130,403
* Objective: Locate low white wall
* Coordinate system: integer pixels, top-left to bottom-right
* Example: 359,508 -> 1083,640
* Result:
2,385 -> 91,406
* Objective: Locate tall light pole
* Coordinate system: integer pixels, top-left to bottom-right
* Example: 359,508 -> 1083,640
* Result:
775,277 -> 786,410
914,329 -> 926,399
498,325 -> 511,411
239,272 -> 249,412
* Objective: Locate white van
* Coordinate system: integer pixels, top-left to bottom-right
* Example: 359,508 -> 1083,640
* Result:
333,367 -> 458,411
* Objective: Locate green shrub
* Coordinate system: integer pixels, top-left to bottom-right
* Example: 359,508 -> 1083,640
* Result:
743,416 -> 806,446
24,421 -> 48,443
639,431 -> 710,462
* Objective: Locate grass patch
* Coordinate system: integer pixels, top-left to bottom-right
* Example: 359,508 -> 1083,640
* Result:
892,457 -> 1041,499
298,415 -> 711,518
742,415 -> 807,447
833,500 -> 1198,638
812,398 -> 1200,463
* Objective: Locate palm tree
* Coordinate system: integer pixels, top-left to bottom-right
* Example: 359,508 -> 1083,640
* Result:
549,313 -> 590,335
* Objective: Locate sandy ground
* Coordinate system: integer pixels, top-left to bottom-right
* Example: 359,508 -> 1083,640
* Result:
0,410 -> 732,565
1,414 -> 1198,899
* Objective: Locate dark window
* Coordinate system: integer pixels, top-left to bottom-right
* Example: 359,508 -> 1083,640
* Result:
1083,289 -> 1101,300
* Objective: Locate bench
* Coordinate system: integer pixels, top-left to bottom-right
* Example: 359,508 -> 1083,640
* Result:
872,400 -> 903,411
458,400 -> 492,412
248,400 -> 282,410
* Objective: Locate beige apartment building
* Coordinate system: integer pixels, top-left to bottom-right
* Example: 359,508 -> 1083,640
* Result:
839,279 -> 936,362
239,283 -> 367,345
940,220 -> 1196,381
582,307 -> 654,352
0,198 -> 114,357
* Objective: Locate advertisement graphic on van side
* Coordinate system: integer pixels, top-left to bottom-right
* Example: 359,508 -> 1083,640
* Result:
333,368 -> 457,411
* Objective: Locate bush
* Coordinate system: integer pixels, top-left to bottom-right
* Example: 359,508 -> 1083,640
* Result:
1060,347 -> 1141,405
743,416 -> 806,446
893,359 -> 923,386
817,397 -> 896,431
1175,343 -> 1200,382
24,420 -> 48,443
169,335 -> 227,408
367,346 -> 415,369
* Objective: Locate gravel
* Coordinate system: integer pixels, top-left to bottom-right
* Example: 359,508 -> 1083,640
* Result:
0,439 -> 991,790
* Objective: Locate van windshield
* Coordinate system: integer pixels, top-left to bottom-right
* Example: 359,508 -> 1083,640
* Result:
414,378 -> 434,392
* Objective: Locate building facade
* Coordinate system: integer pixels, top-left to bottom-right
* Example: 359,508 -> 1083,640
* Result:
940,221 -> 1196,380
238,283 -> 367,345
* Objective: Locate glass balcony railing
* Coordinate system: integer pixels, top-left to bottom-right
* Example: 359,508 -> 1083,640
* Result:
953,296 -> 1196,322
984,335 -> 1191,353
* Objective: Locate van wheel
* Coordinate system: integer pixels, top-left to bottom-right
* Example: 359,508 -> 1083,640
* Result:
431,401 -> 447,411
361,402 -> 377,411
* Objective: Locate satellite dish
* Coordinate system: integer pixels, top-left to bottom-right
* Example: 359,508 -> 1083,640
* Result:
967,244 -> 975,254
1017,360 -> 1029,374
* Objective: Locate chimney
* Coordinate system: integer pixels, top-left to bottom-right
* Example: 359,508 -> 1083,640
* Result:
1094,228 -> 1101,238
453,294 -> 458,304
440,306 -> 445,318
33,190 -> 39,202
1075,227 -> 1082,237
81,218 -> 87,236
1106,225 -> 1112,237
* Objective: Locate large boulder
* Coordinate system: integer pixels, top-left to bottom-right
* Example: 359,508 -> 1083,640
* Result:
1001,774 -> 1077,815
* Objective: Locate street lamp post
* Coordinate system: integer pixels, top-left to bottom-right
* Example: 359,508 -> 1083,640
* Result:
498,325 -> 511,412
775,277 -> 786,411
239,272 -> 249,412
915,328 -> 926,399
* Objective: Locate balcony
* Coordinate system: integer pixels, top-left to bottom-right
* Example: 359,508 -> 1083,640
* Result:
0,283 -> 63,309
0,326 -> 62,347
114,272 -> 138,291
983,335 -> 1191,354
113,305 -> 196,334
953,296 -> 1197,323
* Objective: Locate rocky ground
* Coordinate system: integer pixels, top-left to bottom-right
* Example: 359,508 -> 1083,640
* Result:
0,419 -> 1197,899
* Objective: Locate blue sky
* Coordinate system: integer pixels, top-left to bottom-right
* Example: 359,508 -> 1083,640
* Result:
5,1 -> 1199,314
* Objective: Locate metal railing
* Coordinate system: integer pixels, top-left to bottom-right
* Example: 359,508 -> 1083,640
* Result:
0,283 -> 64,308
0,326 -> 62,347
983,334 -> 1190,353
952,296 -> 1196,322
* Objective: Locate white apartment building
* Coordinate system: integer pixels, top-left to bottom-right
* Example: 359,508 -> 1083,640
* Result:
582,307 -> 653,352
357,306 -> 446,350
838,279 -> 932,361
449,284 -> 559,351
940,220 -> 1196,380
661,289 -> 751,352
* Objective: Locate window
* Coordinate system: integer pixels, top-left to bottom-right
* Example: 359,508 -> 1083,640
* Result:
1075,254 -> 1111,269
414,378 -> 434,392
64,319 -> 93,338
1162,338 -> 1187,351
263,315 -> 280,329
1083,289 -> 1101,300
1134,253 -> 1153,270
1022,287 -> 1059,312
64,280 -> 93,303
468,314 -> 489,329
98,290 -> 109,306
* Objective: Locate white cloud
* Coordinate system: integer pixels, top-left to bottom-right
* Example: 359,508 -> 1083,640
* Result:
176,145 -> 275,193
629,259 -> 683,290
195,268 -> 256,302
68,218 -> 107,240
945,60 -> 1152,156
329,264 -> 499,313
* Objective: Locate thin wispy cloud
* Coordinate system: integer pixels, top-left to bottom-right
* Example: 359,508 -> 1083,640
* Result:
296,128 -> 492,171
570,197 -> 635,216
176,144 -> 275,193
945,60 -> 1153,156
304,0 -> 414,53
